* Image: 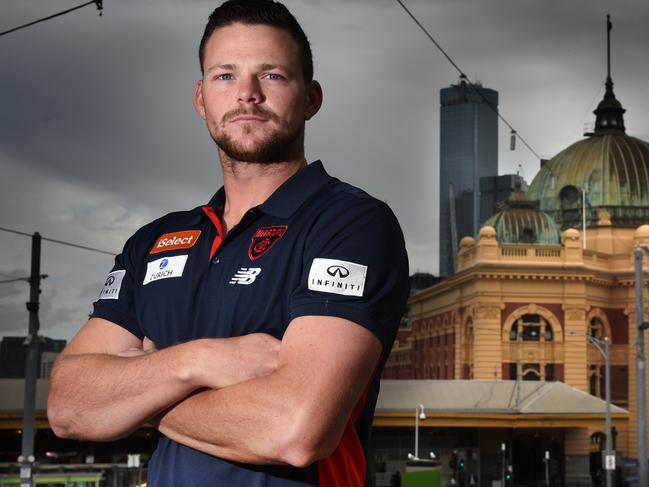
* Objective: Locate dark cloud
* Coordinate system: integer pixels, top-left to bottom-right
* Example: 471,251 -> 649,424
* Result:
1,0 -> 648,339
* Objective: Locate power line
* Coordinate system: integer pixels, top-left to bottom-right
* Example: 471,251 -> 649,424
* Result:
0,226 -> 117,256
393,0 -> 542,160
0,277 -> 29,284
0,272 -> 22,279
0,0 -> 103,38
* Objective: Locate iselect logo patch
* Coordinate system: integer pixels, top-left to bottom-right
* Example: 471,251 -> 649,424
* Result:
150,230 -> 201,254
143,255 -> 188,285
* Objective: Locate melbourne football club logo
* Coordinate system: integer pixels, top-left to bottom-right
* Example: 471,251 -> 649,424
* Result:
248,225 -> 288,260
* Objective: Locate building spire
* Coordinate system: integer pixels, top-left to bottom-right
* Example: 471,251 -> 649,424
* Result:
594,14 -> 626,134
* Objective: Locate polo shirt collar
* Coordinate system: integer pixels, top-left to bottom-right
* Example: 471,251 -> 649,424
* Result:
206,160 -> 331,219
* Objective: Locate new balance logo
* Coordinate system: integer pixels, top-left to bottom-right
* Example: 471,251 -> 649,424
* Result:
229,267 -> 261,285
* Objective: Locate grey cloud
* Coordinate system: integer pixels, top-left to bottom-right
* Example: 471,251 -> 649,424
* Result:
2,0 -> 648,339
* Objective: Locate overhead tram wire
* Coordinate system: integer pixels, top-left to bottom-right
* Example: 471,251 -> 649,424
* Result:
0,226 -> 116,257
393,0 -> 541,161
0,278 -> 30,285
0,0 -> 103,38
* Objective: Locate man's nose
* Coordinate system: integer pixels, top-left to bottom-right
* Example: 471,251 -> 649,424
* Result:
237,75 -> 264,104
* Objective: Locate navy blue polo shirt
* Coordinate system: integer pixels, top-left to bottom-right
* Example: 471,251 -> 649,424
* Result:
92,161 -> 409,486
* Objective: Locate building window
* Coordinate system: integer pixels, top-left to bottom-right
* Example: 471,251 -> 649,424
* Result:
544,364 -> 555,381
587,317 -> 606,398
559,185 -> 581,225
507,312 -> 557,381
523,363 -> 541,381
510,314 -> 551,342
589,318 -> 605,340
509,363 -> 517,380
590,364 -> 602,397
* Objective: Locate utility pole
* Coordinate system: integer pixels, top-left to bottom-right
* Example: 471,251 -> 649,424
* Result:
19,233 -> 42,487
635,247 -> 648,487
501,443 -> 506,487
603,337 -> 613,487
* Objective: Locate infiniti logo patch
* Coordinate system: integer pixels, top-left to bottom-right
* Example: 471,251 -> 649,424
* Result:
327,265 -> 350,278
98,270 -> 126,300
308,258 -> 367,297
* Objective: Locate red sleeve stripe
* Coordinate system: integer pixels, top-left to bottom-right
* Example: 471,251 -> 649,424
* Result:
318,388 -> 369,487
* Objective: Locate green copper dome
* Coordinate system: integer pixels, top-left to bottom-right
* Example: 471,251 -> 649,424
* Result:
483,192 -> 561,245
527,133 -> 649,228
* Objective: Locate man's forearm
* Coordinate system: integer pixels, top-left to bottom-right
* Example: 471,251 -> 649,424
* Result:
48,344 -> 198,441
157,368 -> 325,467
157,317 -> 380,468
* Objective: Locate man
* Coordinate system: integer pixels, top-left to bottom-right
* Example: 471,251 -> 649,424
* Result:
47,1 -> 409,485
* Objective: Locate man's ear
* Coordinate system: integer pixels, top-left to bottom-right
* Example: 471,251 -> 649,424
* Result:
305,80 -> 323,121
193,80 -> 207,120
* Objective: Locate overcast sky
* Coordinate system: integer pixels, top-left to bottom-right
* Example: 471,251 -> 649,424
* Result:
1,0 -> 648,341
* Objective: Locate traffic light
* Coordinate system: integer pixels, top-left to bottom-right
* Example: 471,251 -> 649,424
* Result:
505,464 -> 513,486
459,459 -> 465,470
449,452 -> 458,471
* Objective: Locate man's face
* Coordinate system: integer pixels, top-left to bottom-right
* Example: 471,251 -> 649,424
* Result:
195,23 -> 321,164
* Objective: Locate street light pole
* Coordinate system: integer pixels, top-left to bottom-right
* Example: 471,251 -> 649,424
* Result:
572,331 -> 614,487
635,247 -> 648,487
588,336 -> 613,487
20,233 -> 42,487
408,404 -> 426,461
501,443 -> 506,487
603,337 -> 613,487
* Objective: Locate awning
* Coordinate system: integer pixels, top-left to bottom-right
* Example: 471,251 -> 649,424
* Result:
374,380 -> 629,428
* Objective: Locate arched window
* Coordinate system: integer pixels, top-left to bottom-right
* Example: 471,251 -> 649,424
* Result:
523,363 -> 541,381
560,185 -> 580,209
520,227 -> 536,243
510,314 -> 553,342
587,317 -> 606,398
589,318 -> 605,340
559,185 -> 581,226
507,312 -> 556,381
463,319 -> 474,379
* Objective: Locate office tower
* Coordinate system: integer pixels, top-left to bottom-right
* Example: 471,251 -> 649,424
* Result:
479,174 -> 528,223
439,80 -> 498,277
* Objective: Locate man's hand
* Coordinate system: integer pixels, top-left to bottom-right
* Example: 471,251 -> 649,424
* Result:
48,318 -> 280,441
117,337 -> 157,357
193,333 -> 280,389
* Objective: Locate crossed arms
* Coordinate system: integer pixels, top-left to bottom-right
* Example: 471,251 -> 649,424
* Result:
47,314 -> 381,467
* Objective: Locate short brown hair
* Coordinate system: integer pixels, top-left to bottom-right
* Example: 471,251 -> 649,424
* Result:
199,0 -> 314,81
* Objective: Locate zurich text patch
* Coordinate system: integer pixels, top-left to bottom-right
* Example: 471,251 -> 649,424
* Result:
307,258 -> 367,297
143,255 -> 188,285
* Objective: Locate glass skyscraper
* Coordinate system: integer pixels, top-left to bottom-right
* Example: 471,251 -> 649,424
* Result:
439,81 -> 498,277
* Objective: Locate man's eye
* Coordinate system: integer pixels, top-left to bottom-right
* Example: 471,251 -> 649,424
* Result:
215,74 -> 233,80
264,73 -> 284,81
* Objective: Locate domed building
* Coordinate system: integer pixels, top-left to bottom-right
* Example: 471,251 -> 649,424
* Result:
483,188 -> 561,245
528,74 -> 649,233
380,24 -> 649,487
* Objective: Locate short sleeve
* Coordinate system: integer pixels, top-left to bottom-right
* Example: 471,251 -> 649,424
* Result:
289,197 -> 409,354
91,234 -> 144,340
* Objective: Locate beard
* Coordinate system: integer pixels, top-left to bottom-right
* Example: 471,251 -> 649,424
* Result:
210,107 -> 302,164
